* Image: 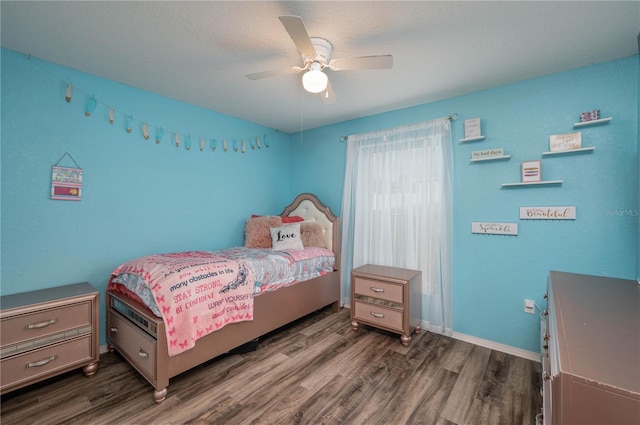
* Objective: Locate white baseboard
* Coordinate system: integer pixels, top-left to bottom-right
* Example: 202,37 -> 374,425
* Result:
451,331 -> 540,362
342,303 -> 539,362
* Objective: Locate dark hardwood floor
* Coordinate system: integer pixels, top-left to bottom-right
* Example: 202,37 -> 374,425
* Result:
1,307 -> 542,424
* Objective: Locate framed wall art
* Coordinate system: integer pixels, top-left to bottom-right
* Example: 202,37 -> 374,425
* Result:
521,160 -> 541,182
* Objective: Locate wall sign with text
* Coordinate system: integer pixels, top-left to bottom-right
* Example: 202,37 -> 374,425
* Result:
472,222 -> 518,236
520,206 -> 576,220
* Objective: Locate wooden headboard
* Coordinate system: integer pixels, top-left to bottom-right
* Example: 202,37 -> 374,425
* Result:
280,193 -> 340,271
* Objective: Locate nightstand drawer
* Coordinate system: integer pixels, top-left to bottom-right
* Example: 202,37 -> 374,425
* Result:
353,277 -> 403,304
353,300 -> 403,332
108,311 -> 157,379
1,302 -> 92,348
0,335 -> 92,389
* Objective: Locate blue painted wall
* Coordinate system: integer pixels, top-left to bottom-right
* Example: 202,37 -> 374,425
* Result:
291,56 -> 639,353
0,49 -> 294,344
2,48 -> 637,354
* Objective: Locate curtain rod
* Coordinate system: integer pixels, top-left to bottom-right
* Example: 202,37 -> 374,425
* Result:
339,113 -> 458,142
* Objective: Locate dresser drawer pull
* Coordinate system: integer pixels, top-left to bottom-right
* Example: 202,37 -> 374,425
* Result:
370,287 -> 385,293
27,355 -> 57,368
110,327 -> 119,334
26,319 -> 57,330
138,349 -> 149,358
370,311 -> 385,319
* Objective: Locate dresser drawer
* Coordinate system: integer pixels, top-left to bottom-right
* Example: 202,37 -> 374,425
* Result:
0,335 -> 92,389
353,277 -> 403,304
1,301 -> 92,347
108,311 -> 157,379
353,300 -> 404,332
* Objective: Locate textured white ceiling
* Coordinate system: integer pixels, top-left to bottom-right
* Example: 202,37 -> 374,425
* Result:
1,1 -> 638,133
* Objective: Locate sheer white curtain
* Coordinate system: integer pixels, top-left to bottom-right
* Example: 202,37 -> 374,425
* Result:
340,118 -> 453,335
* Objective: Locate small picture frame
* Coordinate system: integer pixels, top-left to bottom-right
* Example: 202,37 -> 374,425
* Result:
464,118 -> 481,139
521,160 -> 541,182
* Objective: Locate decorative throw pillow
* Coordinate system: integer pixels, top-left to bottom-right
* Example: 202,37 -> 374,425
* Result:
300,222 -> 326,248
245,216 -> 282,248
270,223 -> 304,250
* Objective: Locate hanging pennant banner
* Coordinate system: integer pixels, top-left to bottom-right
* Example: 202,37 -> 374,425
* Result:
51,153 -> 83,201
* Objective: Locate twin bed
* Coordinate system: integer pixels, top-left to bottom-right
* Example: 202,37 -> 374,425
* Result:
106,193 -> 341,403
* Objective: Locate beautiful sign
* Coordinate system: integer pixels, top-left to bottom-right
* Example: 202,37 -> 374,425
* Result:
550,132 -> 582,152
520,206 -> 576,220
472,148 -> 504,159
472,222 -> 518,236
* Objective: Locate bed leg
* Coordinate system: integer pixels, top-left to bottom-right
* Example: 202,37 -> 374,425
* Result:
153,388 -> 167,404
331,300 -> 340,313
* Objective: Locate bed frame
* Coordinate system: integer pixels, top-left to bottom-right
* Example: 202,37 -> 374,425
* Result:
106,193 -> 340,404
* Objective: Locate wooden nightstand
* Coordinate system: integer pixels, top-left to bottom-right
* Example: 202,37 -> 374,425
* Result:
350,264 -> 422,346
0,282 -> 100,394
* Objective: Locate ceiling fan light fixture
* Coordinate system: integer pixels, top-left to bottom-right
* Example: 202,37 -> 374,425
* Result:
302,63 -> 328,93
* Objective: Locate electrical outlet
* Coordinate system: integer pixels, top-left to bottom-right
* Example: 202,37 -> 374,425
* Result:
524,299 -> 535,314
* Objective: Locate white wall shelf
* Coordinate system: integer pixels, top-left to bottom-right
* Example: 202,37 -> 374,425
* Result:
470,155 -> 511,162
542,147 -> 596,156
459,136 -> 485,143
573,117 -> 612,128
501,180 -> 563,188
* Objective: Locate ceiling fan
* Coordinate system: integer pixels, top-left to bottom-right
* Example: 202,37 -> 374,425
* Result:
245,16 -> 393,104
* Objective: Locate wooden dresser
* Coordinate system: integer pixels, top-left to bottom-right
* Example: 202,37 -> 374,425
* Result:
543,271 -> 640,425
0,282 -> 100,394
350,264 -> 422,346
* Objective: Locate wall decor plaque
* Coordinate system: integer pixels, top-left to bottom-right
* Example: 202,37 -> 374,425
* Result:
472,222 -> 518,236
550,132 -> 582,152
520,206 -> 576,220
472,148 -> 504,159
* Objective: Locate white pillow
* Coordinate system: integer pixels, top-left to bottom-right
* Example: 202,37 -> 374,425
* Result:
270,223 -> 304,250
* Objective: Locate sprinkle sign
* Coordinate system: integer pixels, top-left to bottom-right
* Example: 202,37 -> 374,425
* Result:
520,206 -> 576,220
472,222 -> 518,236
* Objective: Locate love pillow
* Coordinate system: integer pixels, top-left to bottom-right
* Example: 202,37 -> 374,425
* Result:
270,223 -> 304,250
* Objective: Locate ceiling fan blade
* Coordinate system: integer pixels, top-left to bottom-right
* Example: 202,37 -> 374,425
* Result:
329,55 -> 393,71
279,15 -> 316,58
321,79 -> 337,104
245,67 -> 299,80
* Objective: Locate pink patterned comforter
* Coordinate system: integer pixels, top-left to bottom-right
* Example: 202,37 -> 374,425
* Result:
108,247 -> 334,356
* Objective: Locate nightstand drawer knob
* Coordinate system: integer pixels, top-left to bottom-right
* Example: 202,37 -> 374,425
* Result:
138,349 -> 149,358
27,355 -> 57,368
370,287 -> 384,293
370,311 -> 385,319
110,327 -> 119,334
26,319 -> 57,330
